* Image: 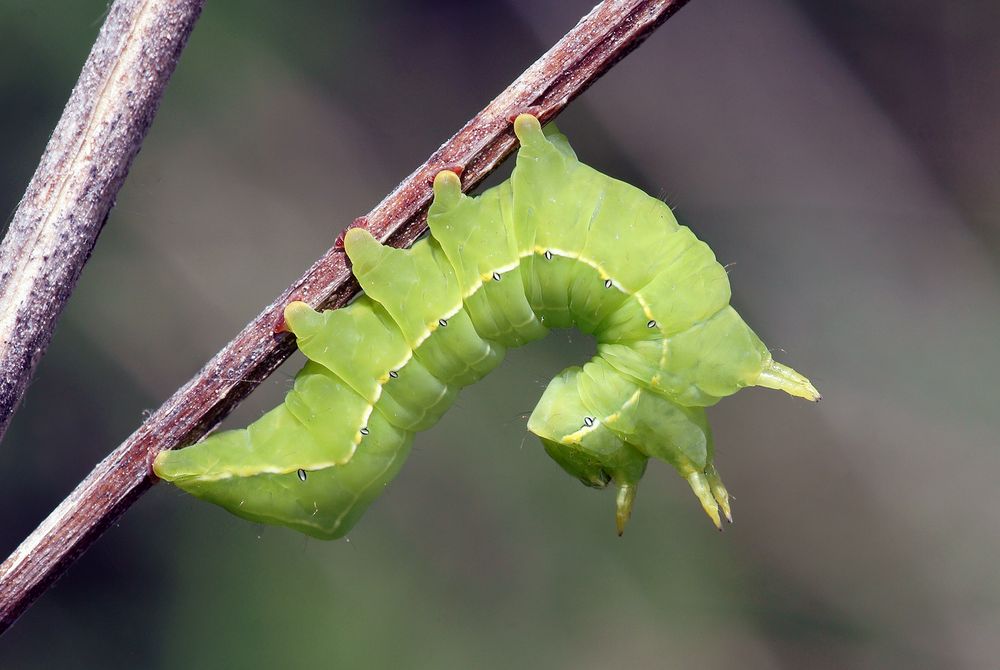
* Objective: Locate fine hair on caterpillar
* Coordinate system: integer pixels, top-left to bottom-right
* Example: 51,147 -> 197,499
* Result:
154,114 -> 819,540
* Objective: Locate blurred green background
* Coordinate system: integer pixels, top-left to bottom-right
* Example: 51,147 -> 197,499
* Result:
1,1 -> 998,667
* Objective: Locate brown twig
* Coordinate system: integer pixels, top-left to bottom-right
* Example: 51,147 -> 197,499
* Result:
0,0 -> 692,631
0,0 -> 205,444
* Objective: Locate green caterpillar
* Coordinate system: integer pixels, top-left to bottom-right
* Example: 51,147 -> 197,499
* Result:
153,114 -> 818,539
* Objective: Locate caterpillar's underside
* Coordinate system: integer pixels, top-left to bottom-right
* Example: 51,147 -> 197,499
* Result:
153,115 -> 818,539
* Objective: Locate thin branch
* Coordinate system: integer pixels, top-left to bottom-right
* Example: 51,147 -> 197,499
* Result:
0,0 -> 692,632
0,0 -> 205,443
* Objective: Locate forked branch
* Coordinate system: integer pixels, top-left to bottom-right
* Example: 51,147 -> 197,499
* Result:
0,0 -> 692,631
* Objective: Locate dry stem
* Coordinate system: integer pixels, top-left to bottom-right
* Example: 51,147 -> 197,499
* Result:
0,0 -> 205,443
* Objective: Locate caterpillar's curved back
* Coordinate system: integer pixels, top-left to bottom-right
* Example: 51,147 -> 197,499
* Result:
153,115 -> 818,539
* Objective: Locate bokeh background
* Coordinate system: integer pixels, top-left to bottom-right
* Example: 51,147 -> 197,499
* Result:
1,1 -> 998,667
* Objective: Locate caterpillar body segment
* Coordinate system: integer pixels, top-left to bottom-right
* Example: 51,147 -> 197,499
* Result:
427,175 -> 547,347
154,114 -> 818,538
168,411 -> 413,540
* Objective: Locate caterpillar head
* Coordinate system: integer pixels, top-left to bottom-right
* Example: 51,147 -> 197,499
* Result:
527,366 -> 647,535
530,359 -> 735,532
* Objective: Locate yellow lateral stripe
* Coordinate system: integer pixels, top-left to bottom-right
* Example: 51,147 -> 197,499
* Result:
562,388 -> 642,444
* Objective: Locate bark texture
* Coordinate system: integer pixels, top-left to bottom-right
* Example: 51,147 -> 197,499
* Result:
0,0 -> 205,442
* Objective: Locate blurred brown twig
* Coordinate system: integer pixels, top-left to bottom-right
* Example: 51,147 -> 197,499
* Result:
0,0 -> 205,444
0,0 -> 691,632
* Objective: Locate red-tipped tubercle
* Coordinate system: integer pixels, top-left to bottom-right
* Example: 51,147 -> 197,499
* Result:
335,216 -> 368,250
426,165 -> 464,186
507,107 -> 543,123
273,296 -> 306,334
273,313 -> 291,335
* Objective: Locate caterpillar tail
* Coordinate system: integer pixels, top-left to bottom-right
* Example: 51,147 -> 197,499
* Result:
755,359 -> 821,402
